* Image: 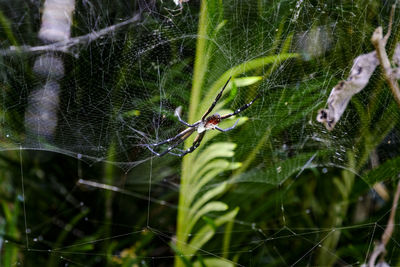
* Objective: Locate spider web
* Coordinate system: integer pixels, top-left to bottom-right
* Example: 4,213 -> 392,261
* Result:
1,0 -> 400,266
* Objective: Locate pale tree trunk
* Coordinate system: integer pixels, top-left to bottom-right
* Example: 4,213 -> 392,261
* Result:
25,0 -> 75,142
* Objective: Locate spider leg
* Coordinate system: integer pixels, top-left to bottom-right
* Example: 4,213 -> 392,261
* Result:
146,141 -> 182,157
174,107 -> 201,127
148,127 -> 194,147
168,132 -> 205,157
220,92 -> 260,120
215,119 -> 239,132
146,129 -> 194,157
164,0 -> 185,16
201,76 -> 232,121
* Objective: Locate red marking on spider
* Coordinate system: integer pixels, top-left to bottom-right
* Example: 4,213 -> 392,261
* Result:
205,114 -> 221,127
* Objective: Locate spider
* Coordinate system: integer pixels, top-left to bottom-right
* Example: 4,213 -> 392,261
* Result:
146,77 -> 260,157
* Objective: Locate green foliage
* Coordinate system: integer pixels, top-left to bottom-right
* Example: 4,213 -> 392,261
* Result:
175,1 -> 300,266
0,9 -> 18,46
47,208 -> 90,267
1,0 -> 400,266
1,197 -> 20,267
176,140 -> 240,266
193,257 -> 234,267
363,156 -> 400,185
232,152 -> 318,185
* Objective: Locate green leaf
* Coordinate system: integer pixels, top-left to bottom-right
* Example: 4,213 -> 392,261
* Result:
123,109 -> 141,117
171,243 -> 193,267
188,0 -> 224,123
222,218 -> 234,259
223,76 -> 262,104
215,20 -> 227,34
231,152 -> 319,186
186,160 -> 240,206
190,143 -> 236,177
192,159 -> 233,184
201,216 -> 217,230
225,80 -> 238,104
281,33 -> 294,53
201,53 -> 299,112
196,255 -> 207,267
190,162 -> 241,204
363,156 -> 400,185
186,201 -> 228,236
232,76 -> 263,88
186,208 -> 239,257
234,77 -> 325,175
1,197 -> 19,267
193,258 -> 235,267
48,208 -> 90,267
188,182 -> 228,219
333,177 -> 347,199
0,10 -> 18,46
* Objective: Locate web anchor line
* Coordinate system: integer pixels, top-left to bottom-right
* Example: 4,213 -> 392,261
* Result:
19,146 -> 29,250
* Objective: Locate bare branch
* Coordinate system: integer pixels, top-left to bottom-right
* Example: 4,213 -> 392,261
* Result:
370,149 -> 390,201
382,4 -> 396,45
381,179 -> 400,246
0,14 -> 141,57
368,243 -> 385,267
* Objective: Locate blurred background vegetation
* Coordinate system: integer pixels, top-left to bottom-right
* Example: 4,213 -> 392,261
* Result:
1,0 -> 400,266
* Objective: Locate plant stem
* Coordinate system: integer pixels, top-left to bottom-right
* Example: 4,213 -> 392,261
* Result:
368,179 -> 400,266
371,4 -> 400,108
175,1 -> 210,266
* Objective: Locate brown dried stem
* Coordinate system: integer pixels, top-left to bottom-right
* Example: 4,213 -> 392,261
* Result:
368,179 -> 400,267
367,4 -> 400,266
381,179 -> 400,246
371,4 -> 400,108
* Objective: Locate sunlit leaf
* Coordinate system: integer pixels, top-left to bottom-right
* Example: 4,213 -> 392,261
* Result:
193,258 -> 235,267
186,201 -> 228,235
186,207 -> 239,257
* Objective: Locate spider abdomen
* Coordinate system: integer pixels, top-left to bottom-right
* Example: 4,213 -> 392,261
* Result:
206,114 -> 221,125
199,114 -> 220,132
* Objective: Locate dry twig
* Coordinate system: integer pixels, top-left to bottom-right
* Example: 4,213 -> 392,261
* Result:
0,14 -> 141,57
371,4 -> 400,109
367,179 -> 400,267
